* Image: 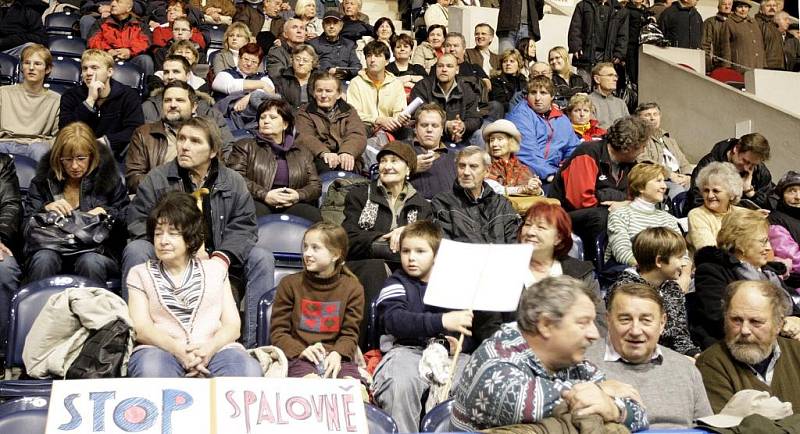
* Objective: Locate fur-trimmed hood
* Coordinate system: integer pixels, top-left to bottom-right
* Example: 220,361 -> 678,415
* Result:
35,143 -> 122,198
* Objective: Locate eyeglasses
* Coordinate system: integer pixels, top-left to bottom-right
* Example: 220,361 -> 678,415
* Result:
60,156 -> 90,164
293,57 -> 313,64
598,73 -> 618,78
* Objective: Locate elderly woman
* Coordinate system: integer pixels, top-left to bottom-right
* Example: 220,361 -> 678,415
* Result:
489,49 -> 528,115
272,44 -> 317,112
566,94 -> 605,142
606,162 -> 680,266
126,192 -> 263,378
295,0 -> 323,40
548,46 -> 589,107
518,202 -> 606,335
769,172 -> 800,280
226,99 -> 321,222
483,119 -> 542,197
24,122 -> 128,283
295,72 -> 366,175
411,24 -> 446,73
211,22 -> 256,76
690,209 -> 800,349
212,42 -> 277,129
342,141 -> 432,261
687,162 -> 746,251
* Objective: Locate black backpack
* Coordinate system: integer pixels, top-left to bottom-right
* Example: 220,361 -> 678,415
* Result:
320,177 -> 370,225
66,318 -> 130,379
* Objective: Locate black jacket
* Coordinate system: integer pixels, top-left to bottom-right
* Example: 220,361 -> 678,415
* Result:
409,143 -> 458,200
272,68 -> 307,113
0,154 -> 22,250
568,0 -> 629,65
410,76 -> 482,142
489,73 -> 528,112
59,79 -> 145,161
687,138 -> 774,211
657,2 -> 703,49
0,0 -> 47,52
342,181 -> 432,260
308,35 -> 361,80
431,181 -> 521,244
340,17 -> 372,42
497,0 -> 545,41
552,74 -> 589,107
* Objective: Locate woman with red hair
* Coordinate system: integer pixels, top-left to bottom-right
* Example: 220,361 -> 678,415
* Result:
517,202 -> 607,335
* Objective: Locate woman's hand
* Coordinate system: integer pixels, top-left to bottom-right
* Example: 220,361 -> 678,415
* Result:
45,199 -> 74,216
265,189 -> 299,207
233,93 -> 251,112
322,152 -> 340,169
300,343 -> 326,364
172,341 -> 203,373
87,207 -> 107,216
323,351 -> 342,378
381,226 -> 406,253
442,310 -> 473,335
525,177 -> 543,195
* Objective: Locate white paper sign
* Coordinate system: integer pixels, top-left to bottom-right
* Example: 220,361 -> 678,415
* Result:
213,377 -> 367,434
423,239 -> 534,311
46,378 -> 212,434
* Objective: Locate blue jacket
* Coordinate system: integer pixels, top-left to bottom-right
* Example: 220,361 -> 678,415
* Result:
505,101 -> 579,179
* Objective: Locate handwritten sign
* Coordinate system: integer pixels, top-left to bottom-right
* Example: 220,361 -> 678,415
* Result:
46,378 -> 367,434
424,239 -> 533,311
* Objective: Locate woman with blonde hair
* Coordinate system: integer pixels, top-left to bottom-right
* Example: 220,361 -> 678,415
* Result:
565,94 -> 606,141
483,119 -> 542,197
489,49 -> 528,115
211,22 -> 256,75
548,46 -> 588,106
295,0 -> 323,40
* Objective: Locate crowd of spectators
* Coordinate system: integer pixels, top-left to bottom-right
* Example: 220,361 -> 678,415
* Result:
0,0 -> 799,431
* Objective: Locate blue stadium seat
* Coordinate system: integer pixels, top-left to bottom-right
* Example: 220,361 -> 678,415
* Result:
273,266 -> 299,286
42,56 -> 81,90
568,233 -> 584,260
203,24 -> 227,51
419,399 -> 453,432
10,154 -> 37,194
256,287 -> 277,347
256,214 -> 313,262
365,403 -> 398,434
0,397 -> 49,433
593,231 -> 608,274
47,36 -> 86,60
44,11 -> 79,37
112,61 -> 146,97
319,170 -> 367,207
0,53 -> 19,86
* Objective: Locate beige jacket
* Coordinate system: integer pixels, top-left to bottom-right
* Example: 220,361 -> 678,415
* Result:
411,41 -> 439,73
345,70 -> 407,126
23,287 -> 134,379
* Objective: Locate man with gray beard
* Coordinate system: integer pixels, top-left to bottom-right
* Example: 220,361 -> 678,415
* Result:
696,280 -> 800,413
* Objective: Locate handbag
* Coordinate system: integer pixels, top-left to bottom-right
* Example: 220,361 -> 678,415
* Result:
25,210 -> 114,257
65,318 -> 130,379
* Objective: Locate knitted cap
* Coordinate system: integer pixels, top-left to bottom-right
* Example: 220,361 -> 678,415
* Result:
776,171 -> 800,196
377,141 -> 417,174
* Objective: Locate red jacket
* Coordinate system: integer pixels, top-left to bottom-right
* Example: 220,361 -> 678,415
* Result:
151,25 -> 206,49
88,15 -> 151,57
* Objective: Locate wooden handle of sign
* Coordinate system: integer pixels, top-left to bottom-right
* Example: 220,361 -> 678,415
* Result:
441,332 -> 465,399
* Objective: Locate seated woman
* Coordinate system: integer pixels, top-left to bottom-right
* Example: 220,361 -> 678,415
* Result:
212,42 -> 277,129
687,162 -> 746,251
488,49 -> 528,117
483,119 -> 542,197
515,37 -> 538,77
24,122 -> 128,283
226,99 -> 321,222
373,17 -> 397,53
386,34 -> 426,95
342,141 -> 432,261
607,162 -> 679,266
691,209 -> 800,349
769,172 -> 800,285
126,191 -> 263,378
211,22 -> 256,76
295,72 -> 367,175
610,227 -> 699,356
272,44 -> 317,113
190,0 -> 236,25
518,202 -> 607,335
548,46 -> 589,108
566,94 -> 605,142
411,24 -> 446,73
295,0 -> 323,40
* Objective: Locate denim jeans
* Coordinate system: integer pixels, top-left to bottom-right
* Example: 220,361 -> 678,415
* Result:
498,23 -> 530,53
26,250 -> 118,283
0,255 -> 21,356
127,347 -> 263,377
0,141 -> 51,164
121,240 -> 275,348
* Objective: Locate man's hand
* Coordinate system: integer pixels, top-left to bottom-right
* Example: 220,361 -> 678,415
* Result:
782,316 -> 800,339
563,382 -> 621,423
322,152 -> 340,169
442,310 -> 474,335
375,116 -> 402,131
598,379 -> 643,405
233,94 -> 251,112
338,153 -> 355,171
0,242 -> 13,261
416,151 -> 436,173
742,169 -> 755,197
87,207 -> 107,216
671,173 -> 691,188
86,75 -> 105,106
115,48 -> 132,60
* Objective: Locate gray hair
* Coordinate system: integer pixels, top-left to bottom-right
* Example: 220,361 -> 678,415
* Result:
695,161 -> 743,205
723,280 -> 790,325
518,276 -> 598,335
445,32 -> 466,48
456,145 -> 491,168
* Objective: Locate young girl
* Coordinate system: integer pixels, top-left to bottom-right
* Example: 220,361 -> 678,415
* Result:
212,22 -> 254,76
270,223 -> 365,378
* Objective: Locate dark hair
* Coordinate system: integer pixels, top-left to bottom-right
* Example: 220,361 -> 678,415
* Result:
373,17 -> 396,42
162,54 -> 192,74
736,133 -> 770,161
400,220 -> 443,254
518,202 -> 573,258
474,22 -> 495,35
427,24 -> 447,39
606,282 -> 665,313
256,99 -> 295,134
393,33 -> 415,50
516,37 -> 537,62
606,116 -> 649,153
163,80 -> 198,103
363,39 -> 391,60
415,102 -> 445,122
634,101 -> 661,114
147,191 -> 206,257
239,42 -> 265,62
527,75 -> 555,97
179,117 -> 223,155
310,71 -> 344,95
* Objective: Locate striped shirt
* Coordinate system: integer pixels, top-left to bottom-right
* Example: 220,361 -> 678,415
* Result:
149,259 -> 204,330
607,198 -> 680,265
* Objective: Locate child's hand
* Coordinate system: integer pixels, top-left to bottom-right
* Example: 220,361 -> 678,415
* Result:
442,310 -> 473,335
323,351 -> 341,378
300,343 -> 326,364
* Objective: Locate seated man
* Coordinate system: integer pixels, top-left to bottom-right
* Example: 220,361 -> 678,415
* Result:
59,49 -> 144,161
266,18 -> 306,79
588,62 -> 630,129
431,146 -> 520,244
549,116 -> 648,261
0,153 -> 22,357
233,0 -> 285,52
122,117 -> 274,348
585,283 -> 713,428
409,103 -> 458,200
452,275 -> 649,431
635,102 -> 694,197
444,32 -> 490,90
465,23 -> 500,77
0,44 -> 60,163
87,0 -> 154,76
309,10 -> 361,82
410,54 -> 482,145
696,280 -> 800,412
506,75 -> 580,183
346,41 -> 409,137
339,0 -> 371,41
295,72 -> 366,175
687,132 -> 773,210
150,54 -> 209,95
0,0 -> 46,55
211,42 -> 277,130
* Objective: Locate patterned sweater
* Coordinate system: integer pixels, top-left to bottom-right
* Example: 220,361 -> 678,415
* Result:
606,198 -> 680,266
451,323 -> 649,432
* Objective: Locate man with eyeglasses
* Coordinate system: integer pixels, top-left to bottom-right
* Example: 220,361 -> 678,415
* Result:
588,62 -> 629,129
309,10 -> 361,82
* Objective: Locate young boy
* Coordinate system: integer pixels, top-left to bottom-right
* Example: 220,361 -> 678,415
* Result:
371,221 -> 499,433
